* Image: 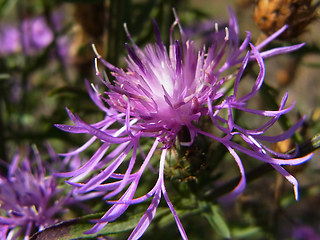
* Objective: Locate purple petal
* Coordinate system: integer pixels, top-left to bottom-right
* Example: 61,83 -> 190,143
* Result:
218,146 -> 246,201
256,25 -> 288,50
257,43 -> 305,59
128,188 -> 162,240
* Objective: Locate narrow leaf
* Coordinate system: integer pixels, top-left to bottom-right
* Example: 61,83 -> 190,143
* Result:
202,204 -> 231,239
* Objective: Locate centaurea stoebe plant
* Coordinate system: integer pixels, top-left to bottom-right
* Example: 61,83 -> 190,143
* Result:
55,8 -> 313,239
0,146 -> 91,240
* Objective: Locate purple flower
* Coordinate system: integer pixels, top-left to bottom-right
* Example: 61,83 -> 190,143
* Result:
0,146 -> 93,240
293,225 -> 320,240
55,8 -> 313,239
0,26 -> 20,55
0,17 -> 51,55
0,11 -> 68,57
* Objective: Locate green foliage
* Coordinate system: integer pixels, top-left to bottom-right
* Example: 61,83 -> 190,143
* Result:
202,203 -> 231,239
30,212 -> 138,240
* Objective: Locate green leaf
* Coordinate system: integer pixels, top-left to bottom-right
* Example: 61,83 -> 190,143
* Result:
202,203 -> 231,239
231,226 -> 262,239
30,207 -> 175,240
0,0 -> 17,17
30,212 -> 140,240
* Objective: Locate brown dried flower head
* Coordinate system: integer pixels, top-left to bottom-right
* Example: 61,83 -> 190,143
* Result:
254,0 -> 319,39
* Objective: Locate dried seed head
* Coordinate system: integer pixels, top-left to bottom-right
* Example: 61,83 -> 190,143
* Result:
254,0 -> 319,39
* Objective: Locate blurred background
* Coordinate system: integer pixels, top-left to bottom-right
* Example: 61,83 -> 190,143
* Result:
0,0 -> 320,239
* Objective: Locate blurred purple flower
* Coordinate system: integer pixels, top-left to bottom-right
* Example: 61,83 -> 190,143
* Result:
55,8 -> 313,239
293,225 -> 320,240
0,146 -> 95,240
0,11 -> 68,57
21,16 -> 54,53
0,26 -> 20,55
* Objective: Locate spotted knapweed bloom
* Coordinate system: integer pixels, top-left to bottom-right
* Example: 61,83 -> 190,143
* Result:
55,8 -> 313,239
0,146 -> 94,240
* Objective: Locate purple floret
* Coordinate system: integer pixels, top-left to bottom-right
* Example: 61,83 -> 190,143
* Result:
0,145 -> 97,240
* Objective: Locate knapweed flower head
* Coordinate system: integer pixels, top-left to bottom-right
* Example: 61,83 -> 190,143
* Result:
0,146 -> 88,240
55,8 -> 313,239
